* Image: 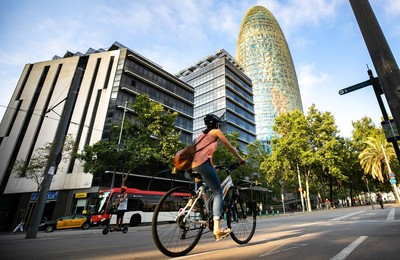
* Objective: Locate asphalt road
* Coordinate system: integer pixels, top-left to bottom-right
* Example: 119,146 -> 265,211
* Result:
1,204 -> 399,260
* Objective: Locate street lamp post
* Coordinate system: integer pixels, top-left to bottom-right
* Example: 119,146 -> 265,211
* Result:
297,163 -> 305,212
111,101 -> 127,188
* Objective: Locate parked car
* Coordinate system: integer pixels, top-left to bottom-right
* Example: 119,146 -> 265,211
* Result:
39,214 -> 90,233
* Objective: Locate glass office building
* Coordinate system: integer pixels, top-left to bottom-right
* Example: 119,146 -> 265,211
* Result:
177,49 -> 256,152
236,6 -> 303,152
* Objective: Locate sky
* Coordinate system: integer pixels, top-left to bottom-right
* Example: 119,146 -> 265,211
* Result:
0,0 -> 399,138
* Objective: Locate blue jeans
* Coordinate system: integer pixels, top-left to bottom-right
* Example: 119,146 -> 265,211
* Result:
193,159 -> 222,220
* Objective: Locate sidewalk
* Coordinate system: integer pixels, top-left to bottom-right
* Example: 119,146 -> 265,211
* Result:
0,224 -> 153,241
0,227 -> 105,241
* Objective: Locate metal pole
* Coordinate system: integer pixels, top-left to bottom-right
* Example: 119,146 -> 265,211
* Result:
111,101 -> 128,188
297,163 -> 305,212
368,70 -> 400,165
118,101 -> 128,146
349,0 -> 400,135
365,178 -> 374,210
25,68 -> 83,239
381,145 -> 400,203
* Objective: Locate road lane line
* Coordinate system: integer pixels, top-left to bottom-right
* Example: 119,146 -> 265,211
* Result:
330,236 -> 367,260
259,243 -> 307,257
332,211 -> 365,221
387,208 -> 395,220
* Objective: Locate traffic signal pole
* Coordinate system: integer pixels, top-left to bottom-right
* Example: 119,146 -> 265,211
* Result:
25,68 -> 83,239
349,0 -> 400,135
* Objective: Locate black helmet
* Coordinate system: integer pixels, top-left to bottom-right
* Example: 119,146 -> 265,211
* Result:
204,114 -> 221,126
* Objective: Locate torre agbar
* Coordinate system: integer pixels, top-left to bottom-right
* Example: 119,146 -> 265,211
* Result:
236,6 -> 303,152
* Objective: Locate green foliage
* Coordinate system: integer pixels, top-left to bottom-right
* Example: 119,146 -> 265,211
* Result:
260,105 -> 349,206
13,145 -> 51,191
352,117 -> 381,152
78,94 -> 181,184
359,133 -> 395,182
13,135 -> 75,191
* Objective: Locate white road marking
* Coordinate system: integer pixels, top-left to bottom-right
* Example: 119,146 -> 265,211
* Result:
175,248 -> 224,259
259,243 -> 307,257
332,211 -> 365,221
330,236 -> 368,260
386,208 -> 395,220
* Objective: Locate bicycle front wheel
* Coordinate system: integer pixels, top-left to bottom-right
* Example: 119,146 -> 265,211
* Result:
152,186 -> 205,257
227,191 -> 256,244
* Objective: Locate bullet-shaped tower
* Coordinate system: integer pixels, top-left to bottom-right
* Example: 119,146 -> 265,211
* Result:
236,6 -> 303,152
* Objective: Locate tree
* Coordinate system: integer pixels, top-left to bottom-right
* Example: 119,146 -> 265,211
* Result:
13,135 -> 75,229
13,135 -> 76,192
350,117 -> 382,196
261,109 -> 310,209
261,105 -> 345,211
352,117 -> 381,153
78,94 -> 181,186
359,134 -> 395,182
359,133 -> 400,203
13,144 -> 51,192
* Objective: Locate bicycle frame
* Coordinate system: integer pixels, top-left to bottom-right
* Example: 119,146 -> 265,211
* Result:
176,172 -> 235,225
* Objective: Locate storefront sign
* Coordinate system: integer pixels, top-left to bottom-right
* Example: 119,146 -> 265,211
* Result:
30,191 -> 59,201
75,193 -> 87,198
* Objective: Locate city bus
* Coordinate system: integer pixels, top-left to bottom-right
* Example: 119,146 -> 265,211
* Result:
89,187 -> 189,226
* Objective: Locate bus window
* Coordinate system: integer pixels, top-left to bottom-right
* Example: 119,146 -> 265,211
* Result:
162,201 -> 175,211
127,198 -> 144,211
144,195 -> 162,212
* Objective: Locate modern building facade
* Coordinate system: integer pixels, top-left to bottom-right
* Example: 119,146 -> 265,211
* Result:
177,49 -> 256,152
0,42 -> 194,230
236,6 -> 303,152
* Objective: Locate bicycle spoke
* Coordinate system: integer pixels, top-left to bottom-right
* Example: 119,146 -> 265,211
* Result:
227,193 -> 256,244
152,187 -> 204,257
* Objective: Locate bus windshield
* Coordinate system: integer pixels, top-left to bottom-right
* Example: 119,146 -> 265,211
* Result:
92,191 -> 110,214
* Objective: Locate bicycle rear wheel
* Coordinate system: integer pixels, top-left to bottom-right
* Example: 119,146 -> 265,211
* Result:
227,191 -> 256,244
152,186 -> 205,257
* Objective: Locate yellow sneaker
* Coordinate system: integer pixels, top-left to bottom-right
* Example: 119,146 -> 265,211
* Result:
213,228 -> 232,241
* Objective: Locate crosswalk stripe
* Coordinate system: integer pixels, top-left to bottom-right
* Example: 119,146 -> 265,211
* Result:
332,211 -> 365,221
330,236 -> 368,260
387,208 -> 395,220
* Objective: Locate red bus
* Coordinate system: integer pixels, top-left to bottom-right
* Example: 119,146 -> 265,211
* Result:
89,187 -> 189,226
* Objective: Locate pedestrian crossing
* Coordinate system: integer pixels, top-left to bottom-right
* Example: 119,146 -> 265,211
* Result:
331,206 -> 398,221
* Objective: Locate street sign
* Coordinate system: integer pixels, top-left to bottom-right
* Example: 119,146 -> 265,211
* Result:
390,172 -> 395,178
390,178 -> 396,185
338,79 -> 371,95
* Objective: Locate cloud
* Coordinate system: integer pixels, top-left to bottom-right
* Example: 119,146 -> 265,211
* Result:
293,37 -> 315,49
268,0 -> 345,34
297,63 -> 329,100
383,0 -> 400,17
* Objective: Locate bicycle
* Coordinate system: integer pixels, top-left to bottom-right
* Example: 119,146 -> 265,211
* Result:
152,162 -> 256,257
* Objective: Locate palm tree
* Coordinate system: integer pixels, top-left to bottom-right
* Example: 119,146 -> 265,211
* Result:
359,134 -> 399,203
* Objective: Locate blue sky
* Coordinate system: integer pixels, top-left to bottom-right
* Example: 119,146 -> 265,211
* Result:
0,0 -> 399,138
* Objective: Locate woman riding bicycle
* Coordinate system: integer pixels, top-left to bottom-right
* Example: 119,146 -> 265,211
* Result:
191,114 -> 245,241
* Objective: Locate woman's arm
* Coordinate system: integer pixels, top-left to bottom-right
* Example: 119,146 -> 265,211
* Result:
212,129 -> 245,163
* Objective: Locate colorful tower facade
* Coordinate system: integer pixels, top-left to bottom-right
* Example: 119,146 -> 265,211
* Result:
236,6 -> 303,152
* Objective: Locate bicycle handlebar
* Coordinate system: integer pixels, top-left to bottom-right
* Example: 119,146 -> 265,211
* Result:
215,161 -> 245,171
